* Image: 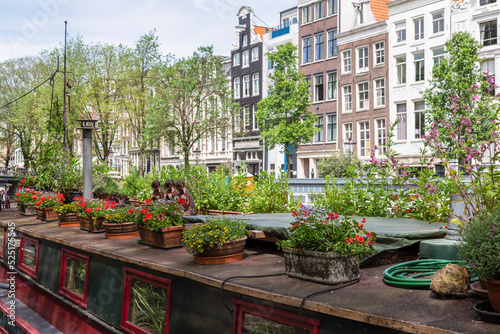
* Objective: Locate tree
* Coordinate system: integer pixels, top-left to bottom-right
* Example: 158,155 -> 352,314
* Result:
147,46 -> 236,168
256,42 -> 316,178
423,32 -> 498,160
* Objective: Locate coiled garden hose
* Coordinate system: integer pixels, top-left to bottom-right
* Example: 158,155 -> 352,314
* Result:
383,259 -> 477,289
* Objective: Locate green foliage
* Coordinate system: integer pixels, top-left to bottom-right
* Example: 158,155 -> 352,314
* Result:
119,167 -> 148,198
78,199 -> 111,220
53,201 -> 81,215
257,42 -> 316,177
280,205 -> 377,257
105,207 -> 135,224
131,280 -> 167,334
133,199 -> 183,230
92,162 -> 120,195
14,189 -> 39,206
317,152 -> 363,178
249,170 -> 300,213
459,210 -> 500,280
182,217 -> 248,255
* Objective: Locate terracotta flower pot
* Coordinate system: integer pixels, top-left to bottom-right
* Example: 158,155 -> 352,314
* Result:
486,280 -> 500,313
103,222 -> 139,240
137,225 -> 183,248
78,215 -> 106,232
282,247 -> 360,285
193,237 -> 247,265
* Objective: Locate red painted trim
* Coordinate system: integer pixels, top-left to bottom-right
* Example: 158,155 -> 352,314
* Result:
58,248 -> 90,308
120,267 -> 172,334
0,228 -> 5,258
0,299 -> 42,334
232,299 -> 321,334
18,236 -> 40,279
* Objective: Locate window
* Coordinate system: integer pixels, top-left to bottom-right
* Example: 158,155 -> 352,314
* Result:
342,50 -> 352,73
253,104 -> 259,130
302,5 -> 312,24
121,268 -> 172,334
327,29 -> 337,58
376,118 -> 387,155
432,47 -> 444,65
18,236 -> 39,278
327,71 -> 337,100
328,0 -> 338,15
251,47 -> 259,61
243,75 -> 250,97
396,103 -> 407,140
303,36 -> 312,63
305,76 -> 312,100
359,121 -> 370,157
59,249 -> 90,308
414,101 -> 425,139
432,12 -> 444,34
252,73 -> 259,96
233,77 -> 240,99
243,105 -> 250,127
414,17 -> 424,40
0,229 -> 5,258
481,59 -> 496,96
396,22 -> 406,43
481,0 -> 497,5
357,46 -> 369,73
314,116 -> 324,143
414,52 -> 425,82
234,113 -> 241,133
343,85 -> 352,112
315,1 -> 325,20
233,53 -> 240,66
242,50 -> 249,67
314,74 -> 324,102
374,42 -> 385,65
233,299 -> 320,334
480,20 -> 497,46
374,78 -> 385,107
327,114 -> 337,142
268,59 -> 274,70
242,34 -> 248,46
357,82 -> 369,110
396,56 -> 406,84
315,33 -> 324,61
344,123 -> 353,144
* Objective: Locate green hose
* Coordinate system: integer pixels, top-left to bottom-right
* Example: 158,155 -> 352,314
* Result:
383,259 -> 477,289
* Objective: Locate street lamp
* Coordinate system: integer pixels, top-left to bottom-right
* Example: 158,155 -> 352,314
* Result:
77,119 -> 98,199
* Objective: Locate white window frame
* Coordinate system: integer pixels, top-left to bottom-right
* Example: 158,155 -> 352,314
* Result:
480,19 -> 498,46
374,78 -> 385,107
356,46 -> 369,73
253,104 -> 259,130
314,116 -> 324,143
396,21 -> 406,43
432,47 -> 444,66
358,121 -> 370,157
315,33 -> 324,61
234,77 -> 240,99
242,34 -> 248,47
414,17 -> 424,41
342,50 -> 351,73
327,71 -> 337,100
327,29 -> 337,58
374,41 -> 385,66
414,101 -> 425,139
327,0 -> 338,16
343,122 -> 354,145
396,103 -> 407,141
302,5 -> 312,24
233,53 -> 240,67
357,82 -> 369,111
327,114 -> 337,142
432,11 -> 444,34
252,73 -> 259,96
396,56 -> 406,85
242,75 -> 250,97
414,52 -> 425,82
314,74 -> 324,102
375,118 -> 387,155
242,50 -> 249,68
342,85 -> 352,113
243,105 -> 250,127
314,1 -> 325,20
302,36 -> 312,64
251,47 -> 259,62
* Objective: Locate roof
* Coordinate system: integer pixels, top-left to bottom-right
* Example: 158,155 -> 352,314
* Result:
254,26 -> 267,40
370,0 -> 391,22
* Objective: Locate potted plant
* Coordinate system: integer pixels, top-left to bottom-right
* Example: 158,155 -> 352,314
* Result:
458,210 -> 500,312
182,216 -> 248,264
280,204 -> 377,285
103,207 -> 139,240
134,199 -> 184,248
34,193 -> 65,221
77,199 -> 110,232
54,199 -> 83,227
14,188 -> 39,216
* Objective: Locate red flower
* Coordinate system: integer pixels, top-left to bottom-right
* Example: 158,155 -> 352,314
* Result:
22,194 -> 27,197
105,204 -> 109,210
368,241 -> 375,246
128,208 -> 134,214
361,218 -> 366,224
292,211 -> 297,217
85,208 -> 92,213
145,199 -> 152,204
328,212 -> 338,220
357,223 -> 364,230
15,192 -> 20,197
355,235 -> 364,243
346,237 -> 354,244
95,207 -> 101,211
141,208 -> 147,214
406,209 -> 411,213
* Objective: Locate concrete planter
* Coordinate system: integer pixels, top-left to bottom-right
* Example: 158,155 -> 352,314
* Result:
283,247 -> 360,285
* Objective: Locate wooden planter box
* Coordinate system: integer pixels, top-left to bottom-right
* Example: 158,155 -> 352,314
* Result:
18,203 -> 36,216
103,222 -> 139,240
58,213 -> 79,227
78,216 -> 106,232
39,208 -> 59,221
137,225 -> 183,248
193,236 -> 247,265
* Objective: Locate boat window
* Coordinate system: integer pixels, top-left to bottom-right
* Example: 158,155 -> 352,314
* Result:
18,236 -> 40,279
58,249 -> 90,308
0,228 -> 5,259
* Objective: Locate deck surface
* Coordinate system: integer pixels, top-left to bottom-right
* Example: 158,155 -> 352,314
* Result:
0,208 -> 498,334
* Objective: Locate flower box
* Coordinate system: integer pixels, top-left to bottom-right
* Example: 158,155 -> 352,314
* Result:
282,247 -> 360,285
58,213 -> 79,227
103,222 -> 139,240
18,203 -> 36,216
78,216 -> 105,232
137,225 -> 183,248
35,208 -> 58,221
193,236 -> 247,265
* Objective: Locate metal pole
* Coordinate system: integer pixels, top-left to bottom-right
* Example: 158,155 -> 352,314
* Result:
82,129 -> 93,199
63,21 -> 68,152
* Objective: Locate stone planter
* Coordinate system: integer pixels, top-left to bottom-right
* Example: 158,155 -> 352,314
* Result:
137,225 -> 183,248
193,237 -> 247,265
282,247 -> 360,285
78,216 -> 106,232
103,222 -> 139,240
18,203 -> 36,216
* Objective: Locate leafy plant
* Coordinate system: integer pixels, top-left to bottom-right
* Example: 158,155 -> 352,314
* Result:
34,192 -> 65,209
53,201 -> 81,215
14,188 -> 40,206
182,217 -> 248,255
133,199 -> 184,230
249,170 -> 300,213
317,152 -> 363,178
93,162 -> 120,195
77,199 -> 115,220
130,280 -> 167,334
105,207 -> 135,224
280,205 -> 377,257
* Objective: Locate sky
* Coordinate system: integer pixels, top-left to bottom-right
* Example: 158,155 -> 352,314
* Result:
0,0 -> 296,62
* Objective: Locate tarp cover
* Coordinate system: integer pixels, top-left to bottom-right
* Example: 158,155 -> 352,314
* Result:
182,213 -> 447,260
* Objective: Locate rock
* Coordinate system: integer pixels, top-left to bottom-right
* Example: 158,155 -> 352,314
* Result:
430,263 -> 470,298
